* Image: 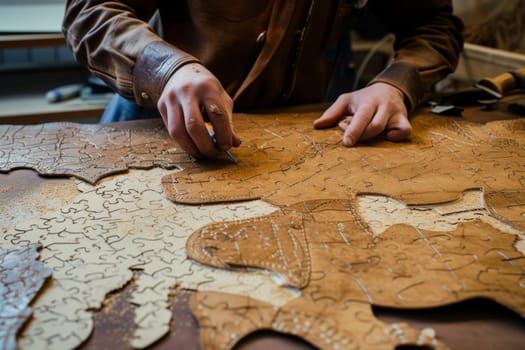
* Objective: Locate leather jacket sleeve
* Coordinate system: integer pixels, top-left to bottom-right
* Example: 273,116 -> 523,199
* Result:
62,0 -> 200,107
367,0 -> 464,110
62,0 -> 463,111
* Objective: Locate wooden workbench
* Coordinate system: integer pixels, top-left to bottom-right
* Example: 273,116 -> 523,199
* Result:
1,101 -> 525,350
0,33 -> 108,124
2,170 -> 524,349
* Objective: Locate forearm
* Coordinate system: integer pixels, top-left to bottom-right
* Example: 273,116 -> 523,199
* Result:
368,0 -> 464,110
62,0 -> 198,107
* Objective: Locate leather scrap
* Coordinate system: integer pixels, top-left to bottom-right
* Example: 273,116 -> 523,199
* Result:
186,209 -> 309,289
187,198 -> 525,349
162,112 -> 340,204
162,113 -> 525,216
0,120 -> 192,184
0,244 -> 51,350
192,292 -> 446,350
161,112 -> 525,349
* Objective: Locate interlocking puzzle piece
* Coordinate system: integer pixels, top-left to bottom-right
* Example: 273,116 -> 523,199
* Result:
163,114 -> 525,222
191,291 -> 447,350
2,168 -> 293,350
0,244 -> 51,350
485,190 -> 525,232
187,198 -> 525,349
186,209 -> 310,289
161,112 -> 342,205
0,120 -> 192,184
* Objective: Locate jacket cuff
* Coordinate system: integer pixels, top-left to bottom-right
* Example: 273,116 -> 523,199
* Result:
368,61 -> 424,111
133,41 -> 200,107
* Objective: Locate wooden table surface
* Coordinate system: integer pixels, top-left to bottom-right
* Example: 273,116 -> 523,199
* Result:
2,99 -> 525,350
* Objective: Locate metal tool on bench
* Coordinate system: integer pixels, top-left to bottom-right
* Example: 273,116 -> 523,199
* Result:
200,103 -> 239,165
430,67 -> 525,116
475,67 -> 525,98
205,123 -> 238,165
475,67 -> 525,115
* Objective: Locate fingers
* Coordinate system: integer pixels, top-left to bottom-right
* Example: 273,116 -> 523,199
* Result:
157,63 -> 241,158
338,110 -> 411,146
201,99 -> 241,151
184,100 -> 217,157
313,95 -> 351,129
159,95 -> 206,158
319,83 -> 412,146
385,112 -> 412,142
162,99 -> 240,158
341,103 -> 376,146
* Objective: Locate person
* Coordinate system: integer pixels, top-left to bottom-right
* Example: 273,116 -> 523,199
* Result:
62,0 -> 463,159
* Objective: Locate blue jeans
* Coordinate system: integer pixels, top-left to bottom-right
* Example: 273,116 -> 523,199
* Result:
100,94 -> 161,123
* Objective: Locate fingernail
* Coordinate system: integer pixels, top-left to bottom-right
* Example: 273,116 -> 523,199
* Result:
343,136 -> 354,147
338,119 -> 349,130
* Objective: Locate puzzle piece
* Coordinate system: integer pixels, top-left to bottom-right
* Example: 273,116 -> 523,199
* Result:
188,198 -> 525,349
2,168 -> 293,350
0,120 -> 192,184
186,209 -> 310,289
191,292 -> 447,350
163,114 -> 525,213
0,244 -> 51,350
485,190 -> 525,231
161,113 -> 342,205
2,112 -> 525,350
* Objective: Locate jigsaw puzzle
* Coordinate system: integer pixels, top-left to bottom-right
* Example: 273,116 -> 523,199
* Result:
162,113 -> 525,209
187,199 -> 525,349
161,112 -> 525,349
0,244 -> 51,350
1,168 -> 288,349
0,111 -> 524,349
0,120 -> 191,184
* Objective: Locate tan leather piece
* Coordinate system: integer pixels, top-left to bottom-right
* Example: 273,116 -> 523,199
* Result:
186,209 -> 310,289
161,112 -> 342,204
188,197 -> 525,349
163,111 -> 525,212
0,120 -> 192,184
191,291 -> 450,350
485,191 -> 525,231
165,111 -> 525,349
190,292 -> 280,350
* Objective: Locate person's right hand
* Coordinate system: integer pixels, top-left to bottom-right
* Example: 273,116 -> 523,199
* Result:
157,62 -> 241,158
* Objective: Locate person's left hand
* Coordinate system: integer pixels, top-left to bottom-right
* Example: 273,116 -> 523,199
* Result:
313,82 -> 412,146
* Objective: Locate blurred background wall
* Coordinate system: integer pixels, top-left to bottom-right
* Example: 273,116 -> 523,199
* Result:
454,0 -> 525,54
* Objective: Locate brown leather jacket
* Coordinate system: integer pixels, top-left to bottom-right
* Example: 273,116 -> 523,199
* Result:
62,0 -> 463,111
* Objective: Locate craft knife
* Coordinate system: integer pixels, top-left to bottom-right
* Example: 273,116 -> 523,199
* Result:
205,123 -> 238,164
